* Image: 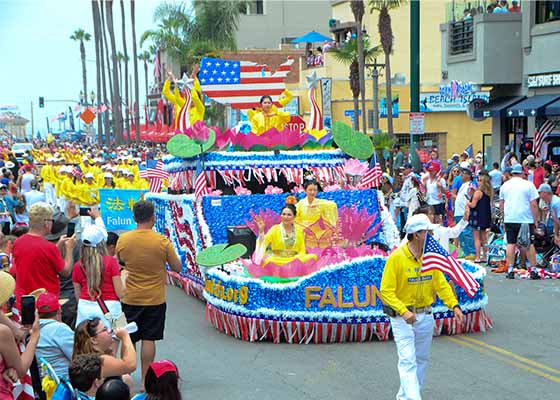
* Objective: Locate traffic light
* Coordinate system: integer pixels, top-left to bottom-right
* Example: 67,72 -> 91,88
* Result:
39,97 -> 44,108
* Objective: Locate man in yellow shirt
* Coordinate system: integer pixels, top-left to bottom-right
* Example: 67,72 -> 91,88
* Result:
380,214 -> 464,400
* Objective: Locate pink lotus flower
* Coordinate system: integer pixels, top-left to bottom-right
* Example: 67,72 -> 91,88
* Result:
264,185 -> 283,194
191,120 -> 209,144
232,127 -> 307,150
234,186 -> 252,195
291,185 -> 304,193
343,159 -> 369,176
337,205 -> 381,246
322,184 -> 342,192
214,127 -> 234,150
208,189 -> 223,196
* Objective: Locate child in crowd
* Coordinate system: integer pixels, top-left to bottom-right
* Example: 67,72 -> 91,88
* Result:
95,379 -> 130,400
132,359 -> 182,400
68,354 -> 103,400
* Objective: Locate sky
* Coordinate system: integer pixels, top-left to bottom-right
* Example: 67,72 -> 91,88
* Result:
0,0 -> 165,136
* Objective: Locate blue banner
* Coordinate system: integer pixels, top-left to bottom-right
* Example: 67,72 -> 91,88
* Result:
99,189 -> 147,231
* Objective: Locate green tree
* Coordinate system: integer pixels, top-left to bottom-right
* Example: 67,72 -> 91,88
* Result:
330,38 -> 380,131
70,29 -> 91,105
371,131 -> 396,171
369,0 -> 405,138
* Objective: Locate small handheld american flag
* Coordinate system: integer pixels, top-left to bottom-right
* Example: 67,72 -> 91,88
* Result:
139,159 -> 168,193
358,152 -> 382,189
421,234 -> 480,298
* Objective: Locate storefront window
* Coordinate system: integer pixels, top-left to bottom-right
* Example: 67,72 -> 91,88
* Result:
535,1 -> 560,24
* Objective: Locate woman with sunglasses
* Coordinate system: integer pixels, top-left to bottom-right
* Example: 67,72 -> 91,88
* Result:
132,359 -> 182,400
73,317 -> 137,390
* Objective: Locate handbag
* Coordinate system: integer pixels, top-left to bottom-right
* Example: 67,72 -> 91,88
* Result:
416,191 -> 428,207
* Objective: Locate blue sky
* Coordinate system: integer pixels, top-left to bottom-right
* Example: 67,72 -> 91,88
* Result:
0,0 -> 163,136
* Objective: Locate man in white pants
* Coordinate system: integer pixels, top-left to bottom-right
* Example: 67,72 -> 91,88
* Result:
381,214 -> 464,400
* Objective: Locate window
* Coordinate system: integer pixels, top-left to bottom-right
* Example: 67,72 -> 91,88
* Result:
245,0 -> 264,15
448,20 -> 474,56
535,1 -> 560,24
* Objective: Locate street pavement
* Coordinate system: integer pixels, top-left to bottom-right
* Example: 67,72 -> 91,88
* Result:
147,269 -> 560,400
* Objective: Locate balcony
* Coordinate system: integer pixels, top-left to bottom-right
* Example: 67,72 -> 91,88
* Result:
440,12 -> 522,85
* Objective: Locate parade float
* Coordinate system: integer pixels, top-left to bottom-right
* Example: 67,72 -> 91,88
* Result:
146,58 -> 492,343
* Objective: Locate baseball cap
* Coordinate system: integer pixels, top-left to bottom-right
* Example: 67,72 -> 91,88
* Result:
37,292 -> 61,313
403,162 -> 413,169
538,183 -> 553,193
511,164 -> 523,174
81,225 -> 107,247
459,161 -> 470,169
427,163 -> 440,172
461,168 -> 473,176
451,153 -> 460,160
85,172 -> 94,179
405,214 -> 439,234
103,173 -> 114,179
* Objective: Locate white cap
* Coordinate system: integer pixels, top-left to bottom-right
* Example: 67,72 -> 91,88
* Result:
81,225 -> 107,247
85,172 -> 94,179
459,161 -> 470,169
103,173 -> 113,179
82,156 -> 89,162
404,214 -> 438,234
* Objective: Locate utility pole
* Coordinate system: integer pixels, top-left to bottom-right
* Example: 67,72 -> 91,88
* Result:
410,0 -> 421,171
357,23 -> 368,135
365,59 -> 385,134
30,100 -> 34,140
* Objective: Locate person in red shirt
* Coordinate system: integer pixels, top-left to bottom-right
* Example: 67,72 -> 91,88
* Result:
533,158 -> 545,190
11,202 -> 75,310
72,225 -> 125,329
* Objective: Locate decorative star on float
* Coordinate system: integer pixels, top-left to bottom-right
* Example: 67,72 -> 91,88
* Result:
306,70 -> 320,89
179,73 -> 194,90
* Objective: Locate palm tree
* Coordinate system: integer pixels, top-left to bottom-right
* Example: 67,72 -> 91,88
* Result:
116,51 -> 124,97
137,51 -> 151,108
70,29 -> 91,106
105,0 -> 123,144
119,0 -> 131,143
371,131 -> 396,171
192,0 -> 247,51
350,0 -> 368,134
93,0 -> 111,145
100,1 -> 113,120
91,1 -> 103,144
130,0 -> 141,144
331,38 -> 380,131
369,0 -> 404,138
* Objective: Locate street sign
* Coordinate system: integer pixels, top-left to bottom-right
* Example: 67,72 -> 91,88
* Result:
344,109 -> 362,117
286,115 -> 306,132
80,108 -> 96,124
409,112 -> 425,135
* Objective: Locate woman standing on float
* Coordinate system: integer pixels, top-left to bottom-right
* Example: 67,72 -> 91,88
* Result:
247,90 -> 293,135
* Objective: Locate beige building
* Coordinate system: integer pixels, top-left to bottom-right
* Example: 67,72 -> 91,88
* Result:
236,0 -> 332,49
0,113 -> 29,140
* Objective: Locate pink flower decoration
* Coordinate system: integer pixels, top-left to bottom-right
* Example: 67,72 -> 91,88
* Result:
264,185 -> 283,194
322,184 -> 342,192
191,120 -> 209,144
343,159 -> 369,176
208,190 -> 222,196
291,185 -> 304,193
234,186 -> 252,195
232,127 -> 307,150
214,127 -> 234,150
337,205 -> 381,246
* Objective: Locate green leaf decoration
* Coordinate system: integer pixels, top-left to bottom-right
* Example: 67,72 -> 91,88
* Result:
167,129 -> 216,158
196,243 -> 247,267
166,134 -> 201,158
332,121 -> 374,160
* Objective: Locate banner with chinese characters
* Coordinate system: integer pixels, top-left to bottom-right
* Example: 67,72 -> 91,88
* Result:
99,189 -> 147,231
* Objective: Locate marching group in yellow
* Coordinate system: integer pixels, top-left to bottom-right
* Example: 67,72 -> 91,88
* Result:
31,149 -> 150,206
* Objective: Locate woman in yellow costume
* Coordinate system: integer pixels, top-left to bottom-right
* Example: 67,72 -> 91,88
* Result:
247,91 -> 293,135
254,204 -> 317,267
163,67 -> 205,128
295,180 -> 339,248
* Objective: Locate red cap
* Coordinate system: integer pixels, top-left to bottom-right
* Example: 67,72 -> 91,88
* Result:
149,360 -> 178,378
37,292 -> 60,313
23,164 -> 33,171
545,160 -> 553,166
427,163 -> 440,173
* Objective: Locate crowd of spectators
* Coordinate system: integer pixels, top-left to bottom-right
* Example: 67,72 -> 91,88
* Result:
0,141 -> 183,399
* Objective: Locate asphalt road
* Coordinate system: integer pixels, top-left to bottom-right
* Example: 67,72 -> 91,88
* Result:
147,270 -> 560,400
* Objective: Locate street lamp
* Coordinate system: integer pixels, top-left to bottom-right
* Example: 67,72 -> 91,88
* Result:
90,90 -> 95,105
79,90 -> 85,106
365,58 -> 385,134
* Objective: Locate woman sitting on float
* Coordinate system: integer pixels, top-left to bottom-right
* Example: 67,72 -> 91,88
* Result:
254,201 -> 317,267
247,90 -> 293,135
295,180 -> 339,248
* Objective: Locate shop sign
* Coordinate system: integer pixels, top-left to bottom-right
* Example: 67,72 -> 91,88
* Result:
527,72 -> 560,89
420,91 -> 489,112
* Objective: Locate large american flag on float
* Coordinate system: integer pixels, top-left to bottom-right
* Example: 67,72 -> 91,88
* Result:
140,159 -> 168,193
199,57 -> 294,110
533,119 -> 555,157
421,234 -> 480,298
358,152 -> 382,189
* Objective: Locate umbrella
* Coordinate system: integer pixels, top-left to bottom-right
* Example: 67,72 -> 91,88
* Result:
292,30 -> 333,43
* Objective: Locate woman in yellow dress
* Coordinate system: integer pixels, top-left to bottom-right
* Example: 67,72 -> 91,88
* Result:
247,90 -> 293,135
295,180 -> 339,248
254,204 -> 317,267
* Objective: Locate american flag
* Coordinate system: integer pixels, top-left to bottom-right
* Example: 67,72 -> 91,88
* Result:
140,159 -> 168,193
533,119 -> 555,157
194,157 -> 210,200
421,234 -> 480,298
199,56 -> 294,110
71,164 -> 83,177
358,152 -> 382,189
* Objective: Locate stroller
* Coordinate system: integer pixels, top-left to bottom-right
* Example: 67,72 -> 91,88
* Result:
533,223 -> 558,269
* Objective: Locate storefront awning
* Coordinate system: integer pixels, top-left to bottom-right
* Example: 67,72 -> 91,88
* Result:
545,98 -> 560,116
506,94 -> 560,117
473,96 -> 525,119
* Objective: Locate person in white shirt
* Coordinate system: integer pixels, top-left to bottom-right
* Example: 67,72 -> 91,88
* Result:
17,165 -> 36,194
499,164 -> 540,279
488,162 -> 503,193
422,164 -> 447,224
453,168 -> 476,258
23,180 -> 46,209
